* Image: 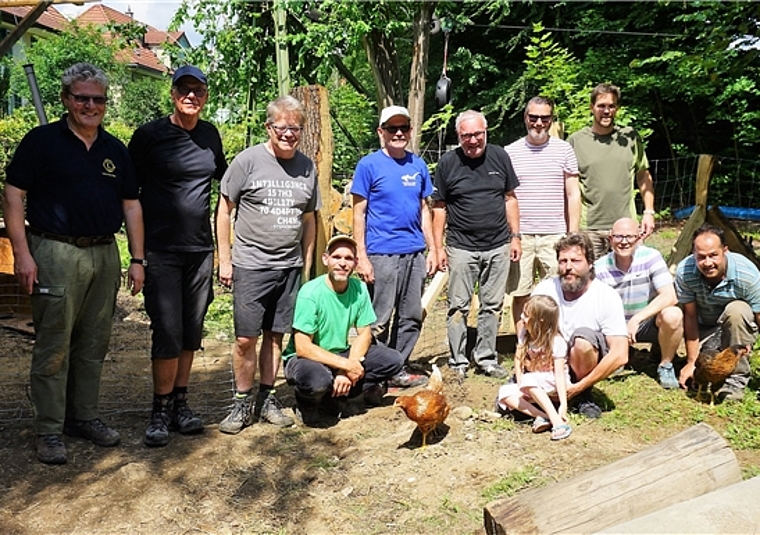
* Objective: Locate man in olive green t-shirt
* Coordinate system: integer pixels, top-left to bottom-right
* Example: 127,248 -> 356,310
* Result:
568,83 -> 655,259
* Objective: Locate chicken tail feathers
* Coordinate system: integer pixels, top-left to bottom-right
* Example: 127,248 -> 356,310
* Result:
427,364 -> 444,394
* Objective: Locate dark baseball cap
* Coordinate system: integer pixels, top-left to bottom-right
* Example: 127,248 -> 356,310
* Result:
172,65 -> 207,85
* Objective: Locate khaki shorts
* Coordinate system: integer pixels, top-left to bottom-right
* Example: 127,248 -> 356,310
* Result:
513,233 -> 564,296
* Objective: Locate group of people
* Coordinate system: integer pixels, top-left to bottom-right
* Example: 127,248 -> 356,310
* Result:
5,62 -> 757,464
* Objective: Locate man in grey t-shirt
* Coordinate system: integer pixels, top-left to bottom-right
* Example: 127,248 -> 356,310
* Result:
216,95 -> 321,434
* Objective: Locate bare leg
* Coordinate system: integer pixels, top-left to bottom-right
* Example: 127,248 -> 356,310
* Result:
258,331 -> 284,386
656,306 -> 683,366
525,386 -> 564,429
233,336 -> 259,392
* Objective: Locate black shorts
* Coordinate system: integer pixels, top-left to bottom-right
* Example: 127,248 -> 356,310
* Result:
233,266 -> 301,337
144,250 -> 214,360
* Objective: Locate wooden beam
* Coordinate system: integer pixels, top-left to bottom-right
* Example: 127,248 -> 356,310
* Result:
0,1 -> 52,57
484,423 -> 741,535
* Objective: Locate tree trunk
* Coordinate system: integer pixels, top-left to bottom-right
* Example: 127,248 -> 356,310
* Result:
363,28 -> 404,109
407,1 -> 436,154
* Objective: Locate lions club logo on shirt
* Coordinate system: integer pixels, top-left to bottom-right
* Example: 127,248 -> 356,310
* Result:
102,158 -> 116,177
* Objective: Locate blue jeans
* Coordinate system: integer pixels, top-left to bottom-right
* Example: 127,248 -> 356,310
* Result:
367,251 -> 426,361
446,244 -> 510,370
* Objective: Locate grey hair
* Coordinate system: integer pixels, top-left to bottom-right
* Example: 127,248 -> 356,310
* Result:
266,95 -> 305,125
525,96 -> 554,115
61,62 -> 108,94
455,109 -> 487,132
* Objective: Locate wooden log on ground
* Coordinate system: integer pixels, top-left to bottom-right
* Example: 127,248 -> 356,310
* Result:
484,423 -> 741,535
596,475 -> 760,534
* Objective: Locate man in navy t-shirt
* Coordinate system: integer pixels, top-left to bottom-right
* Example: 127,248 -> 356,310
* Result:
351,106 -> 435,388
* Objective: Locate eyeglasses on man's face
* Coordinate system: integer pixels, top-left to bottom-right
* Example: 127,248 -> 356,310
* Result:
382,124 -> 411,134
612,234 -> 638,243
174,85 -> 208,98
459,130 -> 485,141
527,114 -> 552,124
268,124 -> 303,135
68,92 -> 108,106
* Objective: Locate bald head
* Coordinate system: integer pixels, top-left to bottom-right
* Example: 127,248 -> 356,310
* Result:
609,217 -> 640,260
611,218 -> 638,236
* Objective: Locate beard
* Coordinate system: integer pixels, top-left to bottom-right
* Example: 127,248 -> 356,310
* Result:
560,270 -> 591,294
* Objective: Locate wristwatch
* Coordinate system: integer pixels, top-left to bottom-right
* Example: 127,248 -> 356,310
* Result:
512,233 -> 522,239
130,257 -> 148,267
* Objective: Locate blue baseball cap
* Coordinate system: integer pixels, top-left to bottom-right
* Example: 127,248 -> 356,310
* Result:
172,65 -> 207,85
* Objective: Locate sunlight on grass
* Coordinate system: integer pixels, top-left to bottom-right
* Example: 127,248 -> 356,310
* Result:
481,465 -> 545,502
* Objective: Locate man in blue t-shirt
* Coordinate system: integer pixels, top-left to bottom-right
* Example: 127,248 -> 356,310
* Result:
351,106 -> 435,388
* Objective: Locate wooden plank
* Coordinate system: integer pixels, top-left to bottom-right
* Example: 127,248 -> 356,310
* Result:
667,204 -> 706,271
484,423 -> 741,535
596,476 -> 760,534
421,270 -> 447,320
705,205 -> 760,270
694,154 -> 716,208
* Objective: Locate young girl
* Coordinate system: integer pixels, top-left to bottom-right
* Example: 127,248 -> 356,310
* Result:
496,295 -> 572,441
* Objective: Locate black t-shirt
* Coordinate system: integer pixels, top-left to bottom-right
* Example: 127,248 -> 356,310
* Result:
432,144 -> 519,251
129,116 -> 227,252
5,116 -> 138,236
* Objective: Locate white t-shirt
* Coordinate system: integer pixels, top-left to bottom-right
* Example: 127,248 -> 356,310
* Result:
532,277 -> 628,341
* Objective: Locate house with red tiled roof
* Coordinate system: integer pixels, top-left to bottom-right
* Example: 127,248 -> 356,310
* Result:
0,4 -> 68,52
75,4 -> 191,78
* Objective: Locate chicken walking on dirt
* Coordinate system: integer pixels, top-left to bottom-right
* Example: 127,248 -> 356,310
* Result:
694,345 -> 750,406
394,365 -> 450,448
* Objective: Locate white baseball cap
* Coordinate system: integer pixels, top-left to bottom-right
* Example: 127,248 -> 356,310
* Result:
379,105 -> 411,126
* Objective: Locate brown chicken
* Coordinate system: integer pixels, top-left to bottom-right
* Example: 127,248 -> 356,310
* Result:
394,364 -> 450,448
694,344 -> 750,406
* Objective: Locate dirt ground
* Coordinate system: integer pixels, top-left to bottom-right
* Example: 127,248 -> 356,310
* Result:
1,290 -> 759,535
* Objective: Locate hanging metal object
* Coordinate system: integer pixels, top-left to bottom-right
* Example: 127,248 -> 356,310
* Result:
435,26 -> 451,109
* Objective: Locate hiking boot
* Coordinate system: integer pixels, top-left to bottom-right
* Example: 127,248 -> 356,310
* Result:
144,410 -> 171,447
170,399 -> 204,434
219,395 -> 254,435
388,368 -> 428,388
294,401 -> 321,427
573,390 -> 602,419
36,434 -> 67,465
717,386 -> 745,402
363,383 -> 387,407
482,363 -> 508,379
255,392 -> 294,427
657,362 -> 679,390
63,418 -> 120,447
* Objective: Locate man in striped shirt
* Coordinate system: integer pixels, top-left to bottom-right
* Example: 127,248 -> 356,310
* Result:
506,96 -> 581,325
594,218 -> 683,389
675,225 -> 760,400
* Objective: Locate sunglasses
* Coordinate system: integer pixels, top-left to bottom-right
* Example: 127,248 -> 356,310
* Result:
174,85 -> 208,98
527,114 -> 552,123
382,124 -> 411,134
68,93 -> 108,106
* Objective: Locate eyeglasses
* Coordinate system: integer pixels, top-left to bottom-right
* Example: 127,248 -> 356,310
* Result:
382,124 -> 411,134
611,234 -> 638,243
459,130 -> 485,141
68,93 -> 108,105
527,114 -> 552,123
174,85 -> 208,98
268,124 -> 303,135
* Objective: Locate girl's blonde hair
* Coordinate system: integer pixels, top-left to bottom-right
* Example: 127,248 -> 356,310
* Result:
519,295 -> 560,372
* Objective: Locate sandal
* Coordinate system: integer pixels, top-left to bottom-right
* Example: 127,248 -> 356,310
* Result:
551,423 -> 572,441
532,416 -> 551,434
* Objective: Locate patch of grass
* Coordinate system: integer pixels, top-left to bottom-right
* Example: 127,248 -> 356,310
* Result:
481,465 -> 544,502
204,286 -> 234,340
742,465 -> 760,479
308,454 -> 340,470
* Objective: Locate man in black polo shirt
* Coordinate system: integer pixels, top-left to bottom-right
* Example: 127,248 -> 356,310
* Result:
3,62 -> 145,464
129,66 -> 227,447
432,109 -> 521,380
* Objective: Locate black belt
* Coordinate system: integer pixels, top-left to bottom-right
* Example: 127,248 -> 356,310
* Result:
29,228 -> 114,248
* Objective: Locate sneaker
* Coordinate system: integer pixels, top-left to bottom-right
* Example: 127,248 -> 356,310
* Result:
63,418 -> 120,447
657,362 -> 679,390
219,395 -> 254,435
573,391 -> 602,419
452,365 -> 468,382
36,434 -> 67,465
170,399 -> 204,434
717,387 -> 745,402
294,401 -> 321,427
388,368 -> 428,388
144,410 -> 171,447
256,392 -> 294,427
482,363 -> 508,379
363,383 -> 387,407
